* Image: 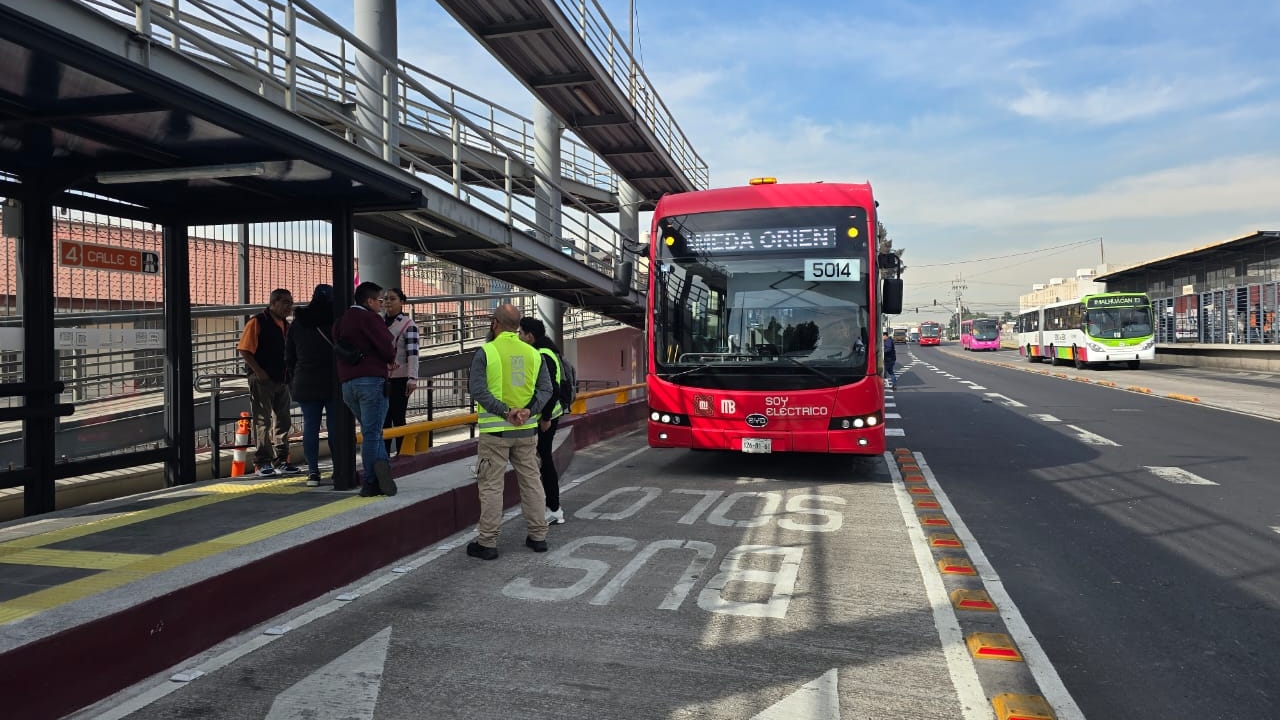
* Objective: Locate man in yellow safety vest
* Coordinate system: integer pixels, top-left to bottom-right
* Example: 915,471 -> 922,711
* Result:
465,303 -> 554,560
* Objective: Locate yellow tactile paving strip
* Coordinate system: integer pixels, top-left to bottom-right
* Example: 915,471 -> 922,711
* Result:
0,478 -> 379,625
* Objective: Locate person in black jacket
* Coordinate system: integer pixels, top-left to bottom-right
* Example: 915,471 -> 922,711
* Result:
286,284 -> 338,487
882,330 -> 898,389
518,317 -> 567,525
237,288 -> 299,477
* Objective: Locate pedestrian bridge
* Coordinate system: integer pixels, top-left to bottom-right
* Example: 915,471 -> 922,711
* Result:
0,0 -> 706,516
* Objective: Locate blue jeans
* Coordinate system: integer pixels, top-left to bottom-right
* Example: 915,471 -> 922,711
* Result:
342,377 -> 389,487
297,399 -> 335,476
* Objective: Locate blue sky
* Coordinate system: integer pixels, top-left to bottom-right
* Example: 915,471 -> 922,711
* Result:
313,0 -> 1280,319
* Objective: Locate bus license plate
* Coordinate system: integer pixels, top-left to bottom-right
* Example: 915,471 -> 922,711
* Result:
741,438 -> 772,454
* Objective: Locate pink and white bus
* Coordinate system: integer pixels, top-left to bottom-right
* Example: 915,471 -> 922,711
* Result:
960,318 -> 1001,351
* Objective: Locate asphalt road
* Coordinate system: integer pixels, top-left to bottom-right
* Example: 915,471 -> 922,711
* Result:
898,345 -> 1280,719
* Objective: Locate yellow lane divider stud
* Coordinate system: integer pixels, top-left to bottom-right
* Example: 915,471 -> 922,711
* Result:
967,632 -> 1023,661
1167,393 -> 1200,403
918,513 -> 950,527
907,485 -> 933,495
914,498 -> 941,510
937,557 -> 977,575
902,471 -> 926,483
928,532 -> 962,548
992,693 -> 1057,720
950,588 -> 996,611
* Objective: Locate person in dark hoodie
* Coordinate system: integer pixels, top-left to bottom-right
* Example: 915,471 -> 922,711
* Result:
517,317 -> 567,525
333,281 -> 397,497
285,284 -> 338,487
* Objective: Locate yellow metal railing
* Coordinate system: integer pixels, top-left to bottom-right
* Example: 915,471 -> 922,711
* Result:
361,383 -> 646,456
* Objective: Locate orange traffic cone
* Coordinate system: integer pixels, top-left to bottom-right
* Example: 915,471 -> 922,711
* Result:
231,411 -> 251,477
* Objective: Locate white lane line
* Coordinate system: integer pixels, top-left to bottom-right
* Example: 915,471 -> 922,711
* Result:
1029,414 -> 1060,423
886,457 -> 991,720
902,453 -> 1086,720
961,382 -> 987,390
1066,424 -> 1120,446
984,393 -> 1026,408
1271,526 -> 1280,536
885,428 -> 906,436
1144,466 -> 1217,485
885,413 -> 902,419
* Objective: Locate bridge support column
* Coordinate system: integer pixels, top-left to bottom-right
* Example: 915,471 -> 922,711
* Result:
534,101 -> 566,349
354,0 -> 402,291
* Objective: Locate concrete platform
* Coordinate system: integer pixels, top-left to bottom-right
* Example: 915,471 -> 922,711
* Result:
0,402 -> 644,720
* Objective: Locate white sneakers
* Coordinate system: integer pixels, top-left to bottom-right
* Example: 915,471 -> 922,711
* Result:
546,508 -> 565,525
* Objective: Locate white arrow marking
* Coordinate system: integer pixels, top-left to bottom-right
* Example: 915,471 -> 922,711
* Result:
1066,425 -> 1119,446
984,393 -> 1026,407
1029,414 -> 1060,423
265,626 -> 391,720
1144,466 -> 1217,485
751,668 -> 840,719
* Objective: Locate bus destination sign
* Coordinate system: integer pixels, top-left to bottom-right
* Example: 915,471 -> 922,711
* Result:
1085,295 -> 1146,309
683,226 -> 840,255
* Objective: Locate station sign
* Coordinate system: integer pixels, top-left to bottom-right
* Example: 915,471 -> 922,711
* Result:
60,240 -> 160,274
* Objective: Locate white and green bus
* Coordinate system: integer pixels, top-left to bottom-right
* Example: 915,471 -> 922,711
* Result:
1015,292 -> 1155,369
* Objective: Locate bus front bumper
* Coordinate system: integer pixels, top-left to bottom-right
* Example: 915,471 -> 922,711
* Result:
648,423 -> 885,455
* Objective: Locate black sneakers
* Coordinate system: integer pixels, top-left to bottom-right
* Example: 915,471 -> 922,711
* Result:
373,460 -> 397,496
466,541 -> 499,560
525,536 -> 548,553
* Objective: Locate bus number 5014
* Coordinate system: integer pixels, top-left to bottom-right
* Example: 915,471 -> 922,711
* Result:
803,259 -> 858,282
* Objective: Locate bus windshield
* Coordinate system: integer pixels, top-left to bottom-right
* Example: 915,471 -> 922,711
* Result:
920,324 -> 941,338
652,206 -> 871,390
1085,306 -> 1153,339
970,318 -> 1000,340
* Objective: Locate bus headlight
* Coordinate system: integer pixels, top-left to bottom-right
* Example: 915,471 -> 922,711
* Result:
829,411 -> 883,430
649,408 -> 689,426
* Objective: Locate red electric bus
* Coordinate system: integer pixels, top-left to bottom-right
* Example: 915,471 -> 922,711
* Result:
918,321 -> 942,346
645,178 -> 903,455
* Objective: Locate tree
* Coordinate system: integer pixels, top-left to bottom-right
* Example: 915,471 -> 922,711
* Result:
876,220 -> 905,273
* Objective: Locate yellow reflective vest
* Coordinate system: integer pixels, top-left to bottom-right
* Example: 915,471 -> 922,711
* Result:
475,331 -> 542,433
535,346 -> 565,419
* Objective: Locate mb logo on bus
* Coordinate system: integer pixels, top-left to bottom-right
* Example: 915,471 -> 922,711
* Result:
720,399 -> 736,415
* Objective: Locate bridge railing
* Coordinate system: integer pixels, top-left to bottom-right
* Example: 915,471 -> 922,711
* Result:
553,0 -> 709,190
75,0 -> 634,275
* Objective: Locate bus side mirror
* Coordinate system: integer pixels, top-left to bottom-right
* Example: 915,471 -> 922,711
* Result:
877,252 -> 901,273
612,259 -> 635,296
882,278 -> 903,315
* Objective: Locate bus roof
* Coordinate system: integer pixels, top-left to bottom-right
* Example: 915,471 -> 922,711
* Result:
653,181 -> 875,217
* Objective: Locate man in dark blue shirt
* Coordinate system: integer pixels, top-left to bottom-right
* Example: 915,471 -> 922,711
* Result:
882,331 -> 897,390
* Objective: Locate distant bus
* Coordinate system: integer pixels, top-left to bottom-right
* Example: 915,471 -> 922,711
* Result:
960,317 -> 1001,351
1016,292 -> 1155,369
918,321 -> 942,346
645,178 -> 904,456
908,326 -> 920,343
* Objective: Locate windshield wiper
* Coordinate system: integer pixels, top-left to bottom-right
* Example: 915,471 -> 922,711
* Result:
659,364 -> 713,380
